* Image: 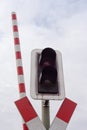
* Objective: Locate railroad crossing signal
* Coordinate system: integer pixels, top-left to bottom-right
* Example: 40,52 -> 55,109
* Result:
30,48 -> 65,100
12,12 -> 77,130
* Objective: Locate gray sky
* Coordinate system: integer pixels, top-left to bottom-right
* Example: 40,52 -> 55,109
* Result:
0,0 -> 87,129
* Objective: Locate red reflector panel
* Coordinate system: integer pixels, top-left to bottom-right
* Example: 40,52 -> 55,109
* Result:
15,96 -> 37,122
56,98 -> 77,123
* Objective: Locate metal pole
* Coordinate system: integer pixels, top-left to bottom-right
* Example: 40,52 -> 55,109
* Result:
42,100 -> 50,130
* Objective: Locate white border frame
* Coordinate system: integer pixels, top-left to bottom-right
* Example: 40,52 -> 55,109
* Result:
30,49 -> 65,100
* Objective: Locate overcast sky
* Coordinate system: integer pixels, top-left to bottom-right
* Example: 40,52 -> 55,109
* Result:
0,0 -> 87,130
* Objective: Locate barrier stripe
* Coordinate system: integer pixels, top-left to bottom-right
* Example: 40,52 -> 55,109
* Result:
18,75 -> 25,84
20,92 -> 26,98
19,83 -> 26,93
13,25 -> 18,32
16,52 -> 21,59
14,38 -> 20,44
13,32 -> 19,38
12,13 -> 16,19
16,59 -> 22,66
17,66 -> 23,75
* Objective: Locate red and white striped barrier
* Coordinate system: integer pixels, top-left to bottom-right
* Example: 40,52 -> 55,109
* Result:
12,12 -> 26,98
15,96 -> 46,130
49,98 -> 77,130
12,12 -> 28,130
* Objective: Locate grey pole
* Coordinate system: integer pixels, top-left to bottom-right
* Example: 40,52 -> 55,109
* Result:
42,100 -> 50,130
